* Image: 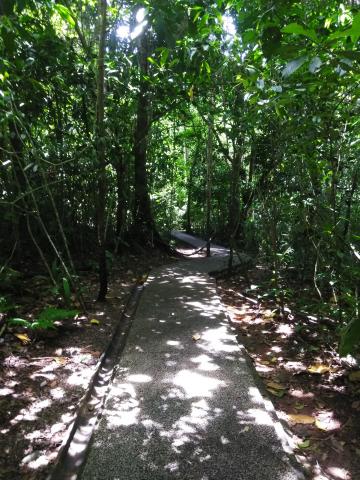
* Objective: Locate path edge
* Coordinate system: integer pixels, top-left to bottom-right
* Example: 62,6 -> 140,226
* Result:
212,268 -> 308,479
48,282 -> 145,480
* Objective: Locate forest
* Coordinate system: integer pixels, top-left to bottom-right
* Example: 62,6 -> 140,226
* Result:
0,0 -> 360,479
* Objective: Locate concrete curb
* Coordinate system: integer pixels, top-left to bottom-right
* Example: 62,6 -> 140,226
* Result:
48,282 -> 145,480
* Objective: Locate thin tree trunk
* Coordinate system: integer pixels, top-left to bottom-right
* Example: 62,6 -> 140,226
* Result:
185,146 -> 192,233
343,169 -> 358,242
228,150 -> 242,270
115,152 -> 127,253
206,121 -> 213,257
95,0 -> 108,301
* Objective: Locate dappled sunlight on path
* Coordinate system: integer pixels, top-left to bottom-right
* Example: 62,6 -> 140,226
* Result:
78,234 -> 303,479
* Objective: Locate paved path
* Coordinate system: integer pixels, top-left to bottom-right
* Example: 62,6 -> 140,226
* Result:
80,233 -> 303,480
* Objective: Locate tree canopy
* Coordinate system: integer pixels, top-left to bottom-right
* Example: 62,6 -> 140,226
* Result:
1,0 -> 359,349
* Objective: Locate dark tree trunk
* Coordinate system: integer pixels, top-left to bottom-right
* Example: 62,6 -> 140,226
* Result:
8,121 -> 28,255
206,122 -> 213,257
95,0 -> 108,301
115,152 -> 127,250
132,29 -> 166,249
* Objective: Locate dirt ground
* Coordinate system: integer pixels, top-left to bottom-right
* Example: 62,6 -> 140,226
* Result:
0,250 -> 174,480
218,267 -> 360,480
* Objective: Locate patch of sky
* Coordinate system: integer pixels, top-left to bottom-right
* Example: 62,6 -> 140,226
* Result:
116,7 -> 147,41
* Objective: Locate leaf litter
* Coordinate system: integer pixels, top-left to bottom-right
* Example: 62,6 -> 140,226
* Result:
0,250 -> 172,479
218,267 -> 360,480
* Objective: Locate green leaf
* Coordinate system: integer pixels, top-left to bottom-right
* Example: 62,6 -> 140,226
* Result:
54,4 -> 75,28
336,50 -> 360,62
328,13 -> 360,43
298,439 -> 311,449
282,23 -> 317,42
340,317 -> 360,356
201,60 -> 211,75
309,56 -> 322,73
282,56 -> 307,77
147,57 -> 159,67
7,318 -> 31,328
351,12 -> 360,41
160,48 -> 169,67
38,308 -> 78,323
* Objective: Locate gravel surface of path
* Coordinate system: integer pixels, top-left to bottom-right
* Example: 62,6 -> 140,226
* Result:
80,232 -> 304,480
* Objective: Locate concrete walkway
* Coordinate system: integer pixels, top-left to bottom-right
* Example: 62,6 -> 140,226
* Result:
80,233 -> 303,480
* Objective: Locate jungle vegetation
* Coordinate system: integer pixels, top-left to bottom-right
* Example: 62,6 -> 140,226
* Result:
0,0 -> 359,355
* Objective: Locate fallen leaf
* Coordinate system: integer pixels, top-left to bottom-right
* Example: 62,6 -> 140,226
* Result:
288,414 -> 315,425
14,333 -> 31,344
267,388 -> 286,398
298,439 -> 310,449
307,364 -> 332,374
294,402 -> 305,411
266,381 -> 286,390
263,309 -> 277,319
192,333 -> 201,341
349,371 -> 360,382
53,356 -> 67,365
315,419 -> 328,431
90,319 -> 100,325
351,400 -> 360,410
87,350 -> 101,358
240,425 -> 250,433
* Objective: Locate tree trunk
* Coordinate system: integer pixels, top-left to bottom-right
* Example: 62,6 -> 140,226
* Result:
228,150 -> 242,270
133,31 -> 154,240
343,170 -> 358,242
206,121 -> 213,257
185,145 -> 193,234
95,0 -> 108,301
132,28 -> 165,249
115,151 -> 127,252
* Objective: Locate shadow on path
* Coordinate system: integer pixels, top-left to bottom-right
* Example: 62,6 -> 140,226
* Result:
77,236 -> 304,480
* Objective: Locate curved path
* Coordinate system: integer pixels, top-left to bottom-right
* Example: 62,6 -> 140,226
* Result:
79,232 -> 304,480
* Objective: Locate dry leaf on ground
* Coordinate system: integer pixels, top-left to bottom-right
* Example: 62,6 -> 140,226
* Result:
266,381 -> 286,390
315,419 -> 328,431
288,414 -> 315,425
14,333 -> 31,344
53,356 -> 67,365
307,364 -> 332,374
